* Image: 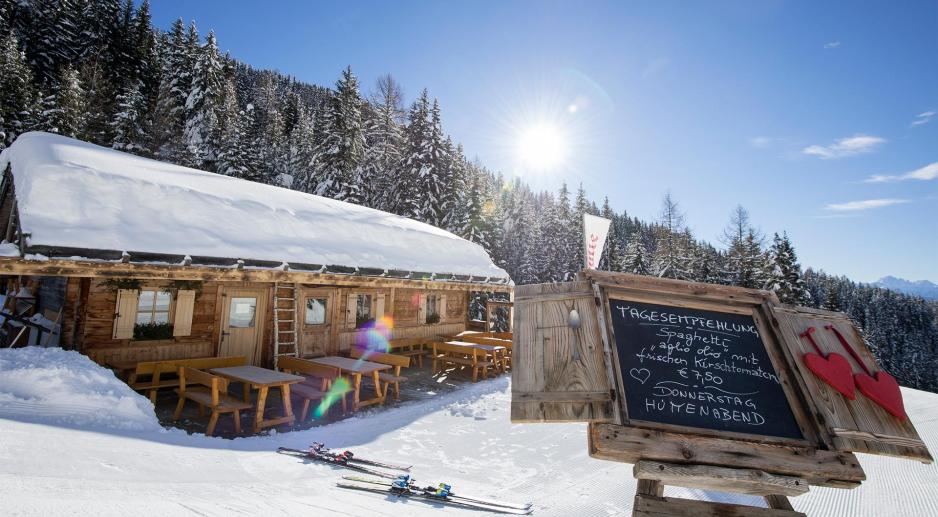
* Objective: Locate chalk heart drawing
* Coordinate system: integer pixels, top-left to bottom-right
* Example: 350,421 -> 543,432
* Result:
630,368 -> 651,385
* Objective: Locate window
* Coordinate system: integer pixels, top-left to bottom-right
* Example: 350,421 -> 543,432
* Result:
134,290 -> 173,340
305,297 -> 328,325
425,294 -> 440,324
136,290 -> 172,325
356,294 -> 373,328
229,297 -> 257,328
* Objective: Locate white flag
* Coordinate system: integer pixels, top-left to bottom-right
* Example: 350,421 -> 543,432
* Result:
583,213 -> 612,270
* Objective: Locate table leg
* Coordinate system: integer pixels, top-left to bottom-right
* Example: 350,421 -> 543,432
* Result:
352,373 -> 362,411
373,370 -> 383,400
281,383 -> 295,427
253,385 -> 269,433
242,383 -> 251,403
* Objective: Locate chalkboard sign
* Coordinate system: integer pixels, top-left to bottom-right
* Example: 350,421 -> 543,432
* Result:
609,298 -> 803,440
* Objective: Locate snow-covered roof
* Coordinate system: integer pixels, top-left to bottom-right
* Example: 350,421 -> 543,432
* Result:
0,132 -> 509,282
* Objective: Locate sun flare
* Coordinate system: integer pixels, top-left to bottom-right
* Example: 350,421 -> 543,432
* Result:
517,123 -> 567,170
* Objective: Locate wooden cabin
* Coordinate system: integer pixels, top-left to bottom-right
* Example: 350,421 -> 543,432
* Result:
0,133 -> 512,368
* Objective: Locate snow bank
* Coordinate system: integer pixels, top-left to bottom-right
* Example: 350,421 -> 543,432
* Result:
0,132 -> 509,280
0,347 -> 160,432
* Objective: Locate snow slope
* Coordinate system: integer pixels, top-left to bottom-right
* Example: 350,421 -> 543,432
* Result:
0,132 -> 508,280
1,347 -> 937,516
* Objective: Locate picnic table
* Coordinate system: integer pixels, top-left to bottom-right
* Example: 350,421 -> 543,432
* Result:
308,356 -> 391,411
105,358 -> 139,381
211,365 -> 304,433
445,340 -> 508,373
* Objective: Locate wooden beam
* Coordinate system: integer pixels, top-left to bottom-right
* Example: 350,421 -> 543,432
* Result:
0,257 -> 511,293
633,461 -> 809,497
633,494 -> 805,517
582,269 -> 778,306
589,423 -> 866,488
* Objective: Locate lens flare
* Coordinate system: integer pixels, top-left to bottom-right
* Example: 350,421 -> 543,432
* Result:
353,315 -> 394,365
313,377 -> 351,418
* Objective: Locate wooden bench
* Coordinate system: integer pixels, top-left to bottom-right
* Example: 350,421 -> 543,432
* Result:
457,335 -> 513,369
431,342 -> 494,382
130,355 -> 247,404
349,348 -> 411,401
388,337 -> 432,368
278,356 -> 348,420
172,367 -> 252,436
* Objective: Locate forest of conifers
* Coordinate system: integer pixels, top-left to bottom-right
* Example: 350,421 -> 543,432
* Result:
1,1 -> 936,391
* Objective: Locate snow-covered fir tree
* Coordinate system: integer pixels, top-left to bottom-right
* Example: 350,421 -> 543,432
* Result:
151,18 -> 190,161
362,74 -> 404,210
314,66 -> 365,203
765,232 -> 810,304
184,30 -> 223,170
47,64 -> 87,138
652,192 -> 691,279
110,83 -> 148,154
0,33 -> 34,148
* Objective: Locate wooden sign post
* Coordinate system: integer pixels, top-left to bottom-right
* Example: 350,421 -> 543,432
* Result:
512,272 -> 931,516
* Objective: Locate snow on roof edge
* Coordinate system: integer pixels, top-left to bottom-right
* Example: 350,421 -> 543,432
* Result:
0,132 -> 510,282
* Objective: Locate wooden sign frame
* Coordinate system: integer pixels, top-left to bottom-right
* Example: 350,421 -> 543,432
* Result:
586,270 -> 821,448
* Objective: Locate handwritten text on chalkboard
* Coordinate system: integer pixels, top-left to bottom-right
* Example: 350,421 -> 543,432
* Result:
610,299 -> 803,440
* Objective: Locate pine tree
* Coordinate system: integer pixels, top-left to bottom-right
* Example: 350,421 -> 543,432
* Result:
652,191 -> 690,279
722,205 -> 765,288
285,102 -> 316,191
461,171 -> 491,248
184,30 -> 223,169
598,197 -> 619,270
314,66 -> 365,203
765,232 -> 810,304
623,230 -> 650,275
47,64 -> 87,138
151,19 -> 189,161
0,33 -> 34,148
362,74 -> 404,210
415,98 -> 451,226
110,83 -> 148,154
397,89 -> 432,218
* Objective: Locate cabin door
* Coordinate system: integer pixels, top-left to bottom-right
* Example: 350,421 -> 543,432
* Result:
218,287 -> 267,365
299,287 -> 336,357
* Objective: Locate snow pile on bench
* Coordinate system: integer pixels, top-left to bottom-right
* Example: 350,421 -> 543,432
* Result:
0,347 -> 160,432
0,132 -> 509,280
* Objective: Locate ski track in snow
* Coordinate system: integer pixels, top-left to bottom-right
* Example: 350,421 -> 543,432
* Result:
1,347 -> 938,516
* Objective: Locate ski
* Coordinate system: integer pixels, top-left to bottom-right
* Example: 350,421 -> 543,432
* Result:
337,481 -> 534,515
342,474 -> 533,511
276,447 -> 403,479
307,442 -> 411,470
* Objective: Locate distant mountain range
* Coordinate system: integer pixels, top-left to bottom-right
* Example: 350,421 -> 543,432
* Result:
873,276 -> 938,300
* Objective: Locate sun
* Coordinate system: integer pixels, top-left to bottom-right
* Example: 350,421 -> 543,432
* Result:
517,123 -> 568,170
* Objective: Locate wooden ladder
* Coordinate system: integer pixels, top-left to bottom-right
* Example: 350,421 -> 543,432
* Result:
273,282 -> 298,370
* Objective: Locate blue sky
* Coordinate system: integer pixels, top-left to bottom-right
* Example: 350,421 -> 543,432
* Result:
148,1 -> 937,283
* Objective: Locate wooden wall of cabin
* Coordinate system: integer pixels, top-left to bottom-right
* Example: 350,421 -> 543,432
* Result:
50,275 -> 481,367
332,287 -> 469,352
76,279 -> 220,366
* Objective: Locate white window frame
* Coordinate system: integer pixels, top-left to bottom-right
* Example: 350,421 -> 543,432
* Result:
136,289 -> 174,326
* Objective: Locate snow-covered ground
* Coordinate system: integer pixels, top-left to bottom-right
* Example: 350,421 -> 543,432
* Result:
1,347 -> 937,516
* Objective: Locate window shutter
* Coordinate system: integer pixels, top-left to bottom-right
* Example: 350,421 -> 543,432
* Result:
439,295 -> 447,321
113,289 -> 139,340
375,293 -> 386,320
346,294 -> 358,328
418,294 -> 427,323
172,290 -> 196,337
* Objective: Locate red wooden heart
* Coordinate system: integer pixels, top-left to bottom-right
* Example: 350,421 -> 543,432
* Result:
803,352 -> 856,400
855,370 -> 907,420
